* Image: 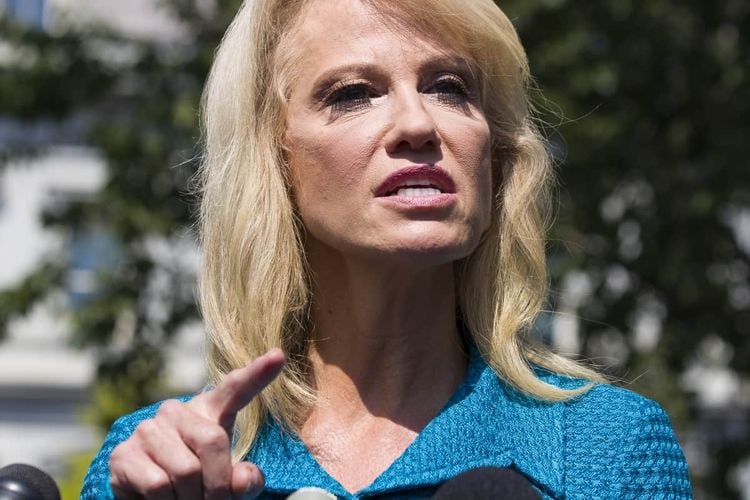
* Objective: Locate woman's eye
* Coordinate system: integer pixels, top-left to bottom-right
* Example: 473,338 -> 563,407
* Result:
427,76 -> 471,106
325,83 -> 374,113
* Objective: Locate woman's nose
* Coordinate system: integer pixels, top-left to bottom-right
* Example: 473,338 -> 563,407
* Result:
384,90 -> 441,155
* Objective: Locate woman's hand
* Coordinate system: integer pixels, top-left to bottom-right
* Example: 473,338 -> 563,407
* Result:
109,349 -> 286,500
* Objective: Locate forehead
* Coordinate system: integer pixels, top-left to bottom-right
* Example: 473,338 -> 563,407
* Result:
287,0 -> 466,79
294,0 -> 382,45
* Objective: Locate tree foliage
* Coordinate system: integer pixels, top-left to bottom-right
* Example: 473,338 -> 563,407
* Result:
502,1 -> 750,497
0,0 -> 747,497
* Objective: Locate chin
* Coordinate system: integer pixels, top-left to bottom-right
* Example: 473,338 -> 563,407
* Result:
305,222 -> 485,270
369,233 -> 481,268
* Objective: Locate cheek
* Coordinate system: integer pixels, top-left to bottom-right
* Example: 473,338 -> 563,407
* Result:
285,124 -> 368,223
473,156 -> 494,236
445,120 -> 494,219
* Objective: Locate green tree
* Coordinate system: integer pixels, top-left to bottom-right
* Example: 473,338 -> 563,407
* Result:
503,0 -> 750,497
0,0 -> 240,427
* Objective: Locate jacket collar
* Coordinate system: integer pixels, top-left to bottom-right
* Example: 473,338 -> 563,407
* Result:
249,347 -> 566,499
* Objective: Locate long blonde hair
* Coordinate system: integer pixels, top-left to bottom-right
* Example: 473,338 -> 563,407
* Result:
197,0 -> 604,461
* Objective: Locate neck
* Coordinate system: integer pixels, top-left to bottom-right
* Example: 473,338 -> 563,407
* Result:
304,242 -> 468,427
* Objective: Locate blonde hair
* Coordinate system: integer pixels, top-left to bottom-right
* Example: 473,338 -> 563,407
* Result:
197,0 -> 604,461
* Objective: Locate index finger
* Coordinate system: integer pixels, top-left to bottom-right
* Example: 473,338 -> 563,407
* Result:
199,348 -> 285,429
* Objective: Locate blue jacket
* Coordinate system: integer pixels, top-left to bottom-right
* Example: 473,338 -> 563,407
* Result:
81,349 -> 691,499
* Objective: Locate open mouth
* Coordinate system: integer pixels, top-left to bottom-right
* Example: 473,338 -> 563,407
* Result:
376,165 -> 456,198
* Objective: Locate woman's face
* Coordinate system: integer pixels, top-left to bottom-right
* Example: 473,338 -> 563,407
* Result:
284,0 -> 493,267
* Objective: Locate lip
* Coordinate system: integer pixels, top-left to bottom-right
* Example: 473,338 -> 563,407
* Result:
375,165 -> 456,198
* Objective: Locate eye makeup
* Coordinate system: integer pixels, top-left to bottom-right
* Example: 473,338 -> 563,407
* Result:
322,80 -> 379,114
309,55 -> 481,119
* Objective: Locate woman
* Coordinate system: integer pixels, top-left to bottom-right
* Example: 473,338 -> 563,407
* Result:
82,0 -> 692,498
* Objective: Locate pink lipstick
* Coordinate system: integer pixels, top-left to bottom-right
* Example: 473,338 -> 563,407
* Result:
375,165 -> 457,209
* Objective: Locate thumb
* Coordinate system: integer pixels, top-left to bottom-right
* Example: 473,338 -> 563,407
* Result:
231,461 -> 265,499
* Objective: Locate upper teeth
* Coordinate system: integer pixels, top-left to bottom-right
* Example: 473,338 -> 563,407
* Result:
397,187 -> 442,197
402,179 -> 436,188
393,179 -> 442,197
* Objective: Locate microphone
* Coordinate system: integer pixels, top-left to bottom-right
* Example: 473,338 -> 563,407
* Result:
432,467 -> 540,499
0,464 -> 61,500
287,487 -> 337,499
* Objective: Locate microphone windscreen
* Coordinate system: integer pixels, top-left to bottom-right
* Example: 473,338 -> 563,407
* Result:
0,464 -> 61,500
432,466 -> 540,499
287,486 -> 337,499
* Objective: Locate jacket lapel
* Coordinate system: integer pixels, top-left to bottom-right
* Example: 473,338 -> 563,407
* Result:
364,351 -> 566,498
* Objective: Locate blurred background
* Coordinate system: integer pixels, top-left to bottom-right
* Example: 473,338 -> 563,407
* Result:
0,0 -> 747,498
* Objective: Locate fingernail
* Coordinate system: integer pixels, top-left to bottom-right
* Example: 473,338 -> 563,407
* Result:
265,348 -> 284,361
241,483 -> 263,499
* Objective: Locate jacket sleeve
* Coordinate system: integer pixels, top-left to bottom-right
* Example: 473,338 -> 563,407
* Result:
616,399 -> 692,498
564,385 -> 692,499
80,415 -> 130,499
80,399 -> 178,499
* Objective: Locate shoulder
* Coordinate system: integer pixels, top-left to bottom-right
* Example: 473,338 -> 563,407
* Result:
80,395 -> 194,500
467,360 -> 691,497
561,380 -> 686,464
535,371 -> 692,498
533,367 -> 677,426
551,373 -> 682,453
540,369 -> 671,422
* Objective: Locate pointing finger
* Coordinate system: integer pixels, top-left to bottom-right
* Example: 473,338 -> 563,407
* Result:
199,349 -> 285,429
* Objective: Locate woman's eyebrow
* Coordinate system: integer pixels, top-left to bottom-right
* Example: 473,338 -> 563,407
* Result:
417,55 -> 476,79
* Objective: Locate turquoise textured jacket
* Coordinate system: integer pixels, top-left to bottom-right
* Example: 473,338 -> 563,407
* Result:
81,347 -> 692,499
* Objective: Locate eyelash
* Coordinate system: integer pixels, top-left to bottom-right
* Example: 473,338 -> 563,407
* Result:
324,81 -> 374,113
428,74 -> 471,106
323,74 -> 472,115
